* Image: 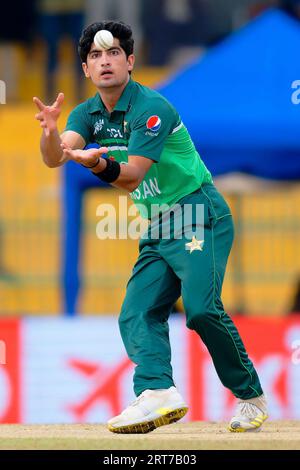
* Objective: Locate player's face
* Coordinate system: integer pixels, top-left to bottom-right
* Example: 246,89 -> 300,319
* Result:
83,38 -> 135,89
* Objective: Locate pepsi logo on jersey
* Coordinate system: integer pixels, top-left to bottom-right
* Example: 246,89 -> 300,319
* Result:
146,115 -> 161,132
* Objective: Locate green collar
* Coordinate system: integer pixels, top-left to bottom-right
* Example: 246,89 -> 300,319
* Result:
88,79 -> 135,114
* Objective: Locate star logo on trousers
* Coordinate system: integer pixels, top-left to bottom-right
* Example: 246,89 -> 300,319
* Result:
185,236 -> 204,253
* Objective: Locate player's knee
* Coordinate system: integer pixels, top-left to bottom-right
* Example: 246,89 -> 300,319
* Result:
118,302 -> 138,334
185,305 -> 220,330
184,292 -> 225,330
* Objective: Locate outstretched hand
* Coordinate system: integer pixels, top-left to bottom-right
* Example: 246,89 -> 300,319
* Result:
60,143 -> 109,168
33,93 -> 64,136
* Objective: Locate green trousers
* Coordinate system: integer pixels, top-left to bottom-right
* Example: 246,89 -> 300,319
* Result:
119,184 -> 263,399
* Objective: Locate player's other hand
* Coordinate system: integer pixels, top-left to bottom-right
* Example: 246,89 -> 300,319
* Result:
33,93 -> 64,137
60,143 -> 109,168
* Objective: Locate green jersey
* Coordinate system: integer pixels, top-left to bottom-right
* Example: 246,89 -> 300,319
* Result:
65,79 -> 212,218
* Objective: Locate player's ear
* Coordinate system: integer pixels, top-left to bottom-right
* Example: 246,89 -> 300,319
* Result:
82,63 -> 90,78
127,54 -> 135,73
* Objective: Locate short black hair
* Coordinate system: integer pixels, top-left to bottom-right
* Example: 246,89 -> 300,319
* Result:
78,21 -> 134,63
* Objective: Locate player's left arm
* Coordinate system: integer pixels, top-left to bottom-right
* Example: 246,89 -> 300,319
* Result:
60,145 -> 154,192
108,155 -> 154,192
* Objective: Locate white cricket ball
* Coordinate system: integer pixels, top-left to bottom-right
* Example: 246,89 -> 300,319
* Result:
93,30 -> 114,50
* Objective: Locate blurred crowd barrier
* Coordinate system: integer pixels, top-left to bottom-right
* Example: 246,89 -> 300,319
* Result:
0,315 -> 300,423
0,102 -> 299,316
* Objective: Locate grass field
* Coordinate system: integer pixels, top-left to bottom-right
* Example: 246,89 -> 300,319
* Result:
0,421 -> 299,450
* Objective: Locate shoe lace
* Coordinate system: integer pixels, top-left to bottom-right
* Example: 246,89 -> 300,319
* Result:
129,391 -> 148,408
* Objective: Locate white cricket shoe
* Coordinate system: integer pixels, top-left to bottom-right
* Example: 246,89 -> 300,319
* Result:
229,394 -> 268,432
107,386 -> 188,434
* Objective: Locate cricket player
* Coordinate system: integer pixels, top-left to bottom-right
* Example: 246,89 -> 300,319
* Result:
34,21 -> 268,433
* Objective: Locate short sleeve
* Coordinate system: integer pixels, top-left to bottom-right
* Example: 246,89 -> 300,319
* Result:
128,98 -> 178,162
64,103 -> 92,144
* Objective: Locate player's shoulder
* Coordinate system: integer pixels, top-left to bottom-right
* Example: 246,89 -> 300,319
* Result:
132,81 -> 178,116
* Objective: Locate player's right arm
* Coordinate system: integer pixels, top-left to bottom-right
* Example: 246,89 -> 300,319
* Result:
33,93 -> 86,168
